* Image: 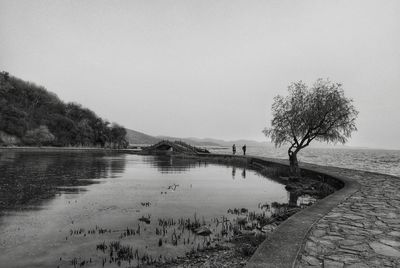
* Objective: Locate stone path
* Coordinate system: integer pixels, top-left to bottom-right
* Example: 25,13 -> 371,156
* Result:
296,168 -> 400,267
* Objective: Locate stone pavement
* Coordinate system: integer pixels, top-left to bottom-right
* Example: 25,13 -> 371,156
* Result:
296,168 -> 400,267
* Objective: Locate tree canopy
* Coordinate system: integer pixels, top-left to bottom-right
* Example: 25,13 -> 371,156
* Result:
263,79 -> 358,174
0,71 -> 128,148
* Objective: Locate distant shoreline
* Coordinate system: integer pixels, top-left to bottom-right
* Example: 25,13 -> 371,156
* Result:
0,145 -> 230,152
0,146 -> 139,152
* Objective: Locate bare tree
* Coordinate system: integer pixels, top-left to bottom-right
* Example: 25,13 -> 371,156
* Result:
263,79 -> 358,176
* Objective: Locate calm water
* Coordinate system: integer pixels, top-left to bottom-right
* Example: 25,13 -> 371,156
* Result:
211,146 -> 400,177
0,151 -> 290,268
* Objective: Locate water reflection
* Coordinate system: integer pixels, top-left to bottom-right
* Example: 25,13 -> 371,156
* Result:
142,155 -> 210,173
0,151 -> 126,211
0,152 -> 293,268
143,157 -> 249,183
288,192 -> 299,207
287,192 -> 317,208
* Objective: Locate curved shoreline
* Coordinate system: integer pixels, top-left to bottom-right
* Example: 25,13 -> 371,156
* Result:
2,149 -> 398,267
194,154 -> 360,267
245,157 -> 361,268
199,154 -> 400,268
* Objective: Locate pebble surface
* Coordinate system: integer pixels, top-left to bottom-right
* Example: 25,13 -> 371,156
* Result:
296,167 -> 400,267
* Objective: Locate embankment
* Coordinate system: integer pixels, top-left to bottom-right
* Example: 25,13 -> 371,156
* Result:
195,153 -> 361,268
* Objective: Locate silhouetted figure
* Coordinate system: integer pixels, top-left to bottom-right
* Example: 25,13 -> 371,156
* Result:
241,168 -> 246,179
232,144 -> 236,155
232,166 -> 236,179
242,144 -> 246,155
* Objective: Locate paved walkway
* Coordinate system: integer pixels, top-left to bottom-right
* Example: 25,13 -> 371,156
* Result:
296,167 -> 400,267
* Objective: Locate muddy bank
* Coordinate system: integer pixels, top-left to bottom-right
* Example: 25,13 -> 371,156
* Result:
153,209 -> 302,268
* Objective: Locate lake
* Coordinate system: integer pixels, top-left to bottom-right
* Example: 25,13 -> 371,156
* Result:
0,151 -> 291,268
211,145 -> 400,177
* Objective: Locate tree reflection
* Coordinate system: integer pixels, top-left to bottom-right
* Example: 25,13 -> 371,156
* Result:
287,191 -> 317,208
288,191 -> 299,207
0,151 -> 126,211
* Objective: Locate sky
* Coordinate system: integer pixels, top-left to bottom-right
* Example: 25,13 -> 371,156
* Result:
1,0 -> 399,149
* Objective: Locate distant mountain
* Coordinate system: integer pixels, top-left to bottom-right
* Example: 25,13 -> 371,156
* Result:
157,136 -> 222,147
126,128 -> 374,151
126,128 -> 270,148
125,129 -> 160,145
206,138 -> 271,147
125,129 -> 222,147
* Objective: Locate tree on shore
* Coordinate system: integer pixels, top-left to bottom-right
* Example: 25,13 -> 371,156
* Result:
0,71 -> 128,147
23,125 -> 55,146
263,79 -> 358,176
110,123 -> 128,149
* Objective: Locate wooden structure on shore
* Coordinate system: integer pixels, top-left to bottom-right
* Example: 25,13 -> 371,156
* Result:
141,140 -> 210,155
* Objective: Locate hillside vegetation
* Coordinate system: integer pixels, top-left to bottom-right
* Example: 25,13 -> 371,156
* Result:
125,129 -> 224,147
0,71 -> 127,148
125,129 -> 160,145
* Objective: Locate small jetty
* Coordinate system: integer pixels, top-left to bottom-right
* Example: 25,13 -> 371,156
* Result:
141,140 -> 210,155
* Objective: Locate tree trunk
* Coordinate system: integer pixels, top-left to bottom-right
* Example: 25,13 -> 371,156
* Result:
289,151 -> 300,176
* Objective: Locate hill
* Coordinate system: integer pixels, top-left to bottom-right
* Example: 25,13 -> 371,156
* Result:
157,136 -> 221,147
125,129 -> 160,145
125,129 -> 267,148
0,71 -> 127,147
186,137 -> 270,147
125,129 -> 221,147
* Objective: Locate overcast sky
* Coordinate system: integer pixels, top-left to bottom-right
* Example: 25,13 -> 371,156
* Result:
1,0 -> 399,149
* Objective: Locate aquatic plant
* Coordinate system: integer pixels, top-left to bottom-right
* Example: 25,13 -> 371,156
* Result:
116,244 -> 134,261
138,214 -> 151,224
96,241 -> 107,253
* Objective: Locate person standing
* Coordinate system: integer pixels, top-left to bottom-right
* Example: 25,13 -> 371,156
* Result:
232,144 -> 236,155
242,144 -> 247,155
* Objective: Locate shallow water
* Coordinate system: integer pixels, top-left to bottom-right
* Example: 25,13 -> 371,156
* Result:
0,152 -> 290,267
211,146 -> 400,177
